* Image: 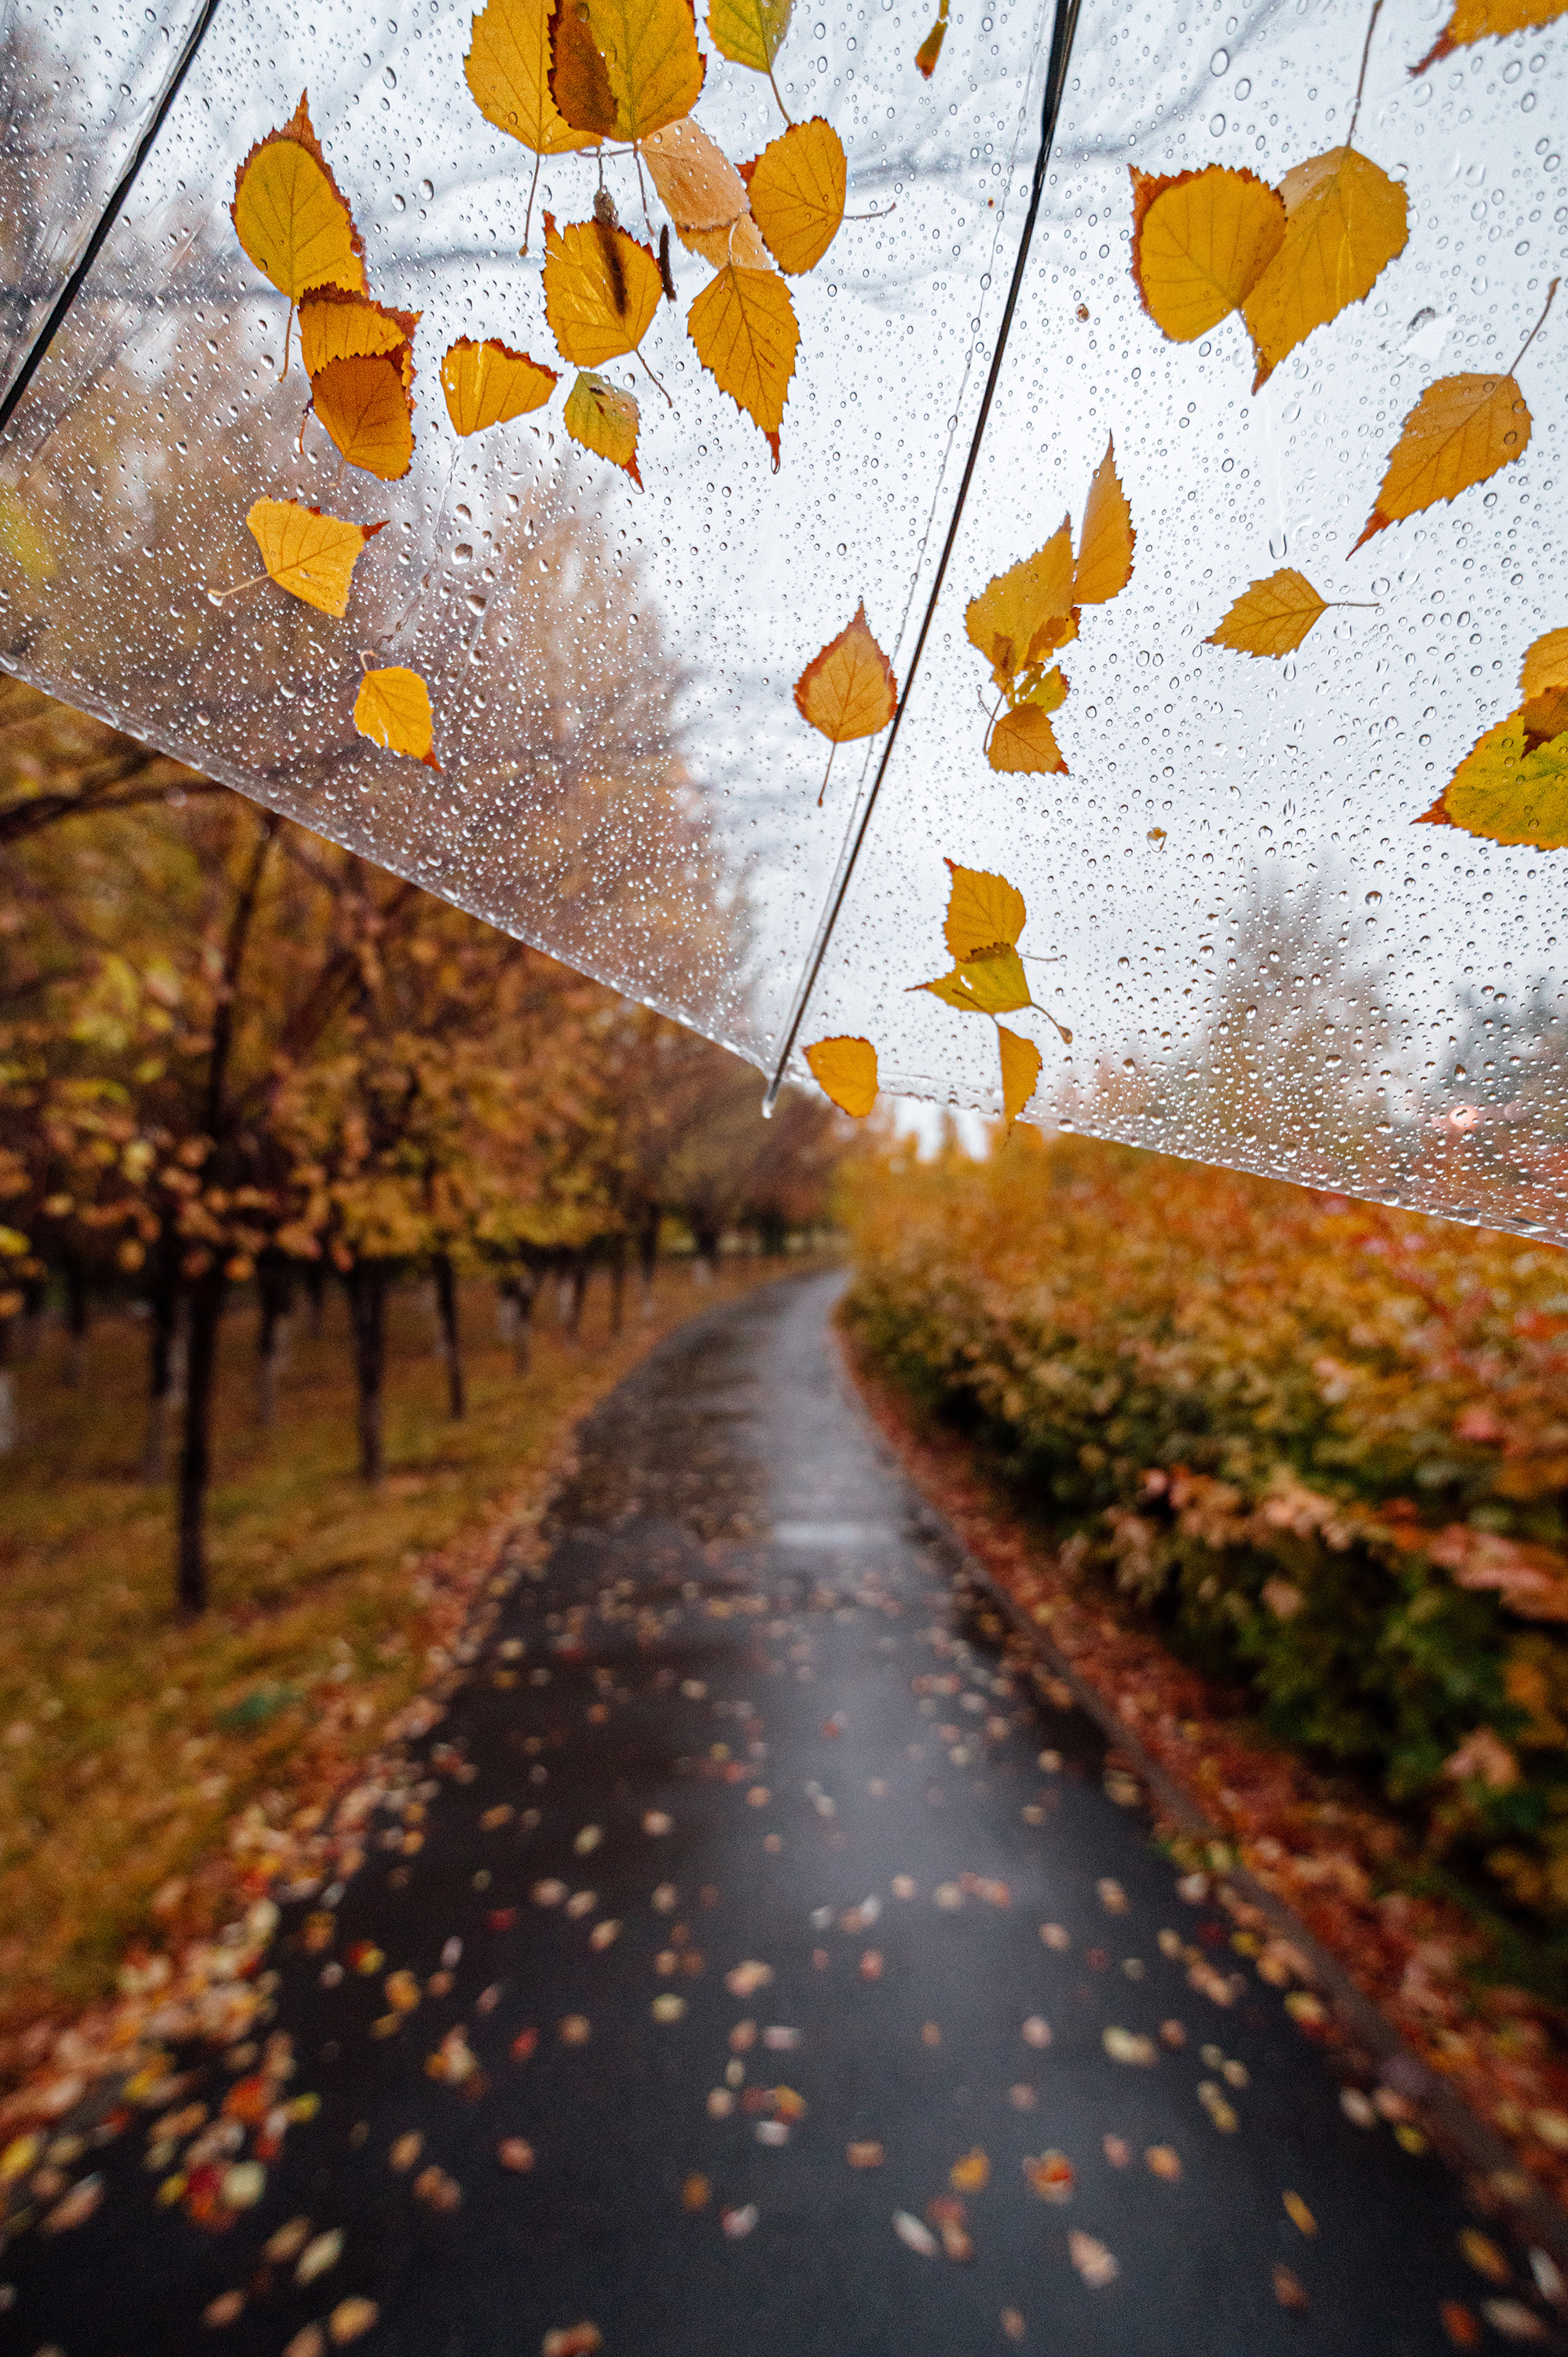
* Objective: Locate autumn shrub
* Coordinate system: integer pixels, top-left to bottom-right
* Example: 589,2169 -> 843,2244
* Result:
842,1132 -> 1568,1929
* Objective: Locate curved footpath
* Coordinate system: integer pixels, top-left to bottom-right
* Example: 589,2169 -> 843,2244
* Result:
4,1271 -> 1545,2355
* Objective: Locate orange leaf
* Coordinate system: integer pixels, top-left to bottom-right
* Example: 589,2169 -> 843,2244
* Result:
687,263 -> 797,465
794,603 -> 896,746
746,118 -> 846,275
245,500 -> 384,618
231,93 -> 367,306
1205,569 -> 1328,658
441,335 -> 559,432
311,350 -> 416,480
1242,147 -> 1408,391
677,214 -> 773,269
542,211 -> 664,366
299,290 -> 419,376
989,702 -> 1065,775
1075,435 -> 1134,607
1521,626 -> 1568,744
563,369 -> 643,484
943,860 -> 1025,960
551,0 -> 705,141
914,10 -> 945,74
354,667 -> 441,769
1412,0 -> 1568,76
1352,372 -> 1530,550
965,521 -> 1075,688
804,1036 -> 878,1117
467,0 -> 603,154
998,1027 -> 1042,1129
643,115 -> 747,232
1129,164 -> 1284,342
548,0 -> 620,136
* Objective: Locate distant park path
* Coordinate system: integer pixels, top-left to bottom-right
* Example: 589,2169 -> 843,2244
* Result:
6,1272 -> 1522,2356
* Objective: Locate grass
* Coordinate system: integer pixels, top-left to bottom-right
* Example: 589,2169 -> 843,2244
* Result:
0,1252 -> 815,2057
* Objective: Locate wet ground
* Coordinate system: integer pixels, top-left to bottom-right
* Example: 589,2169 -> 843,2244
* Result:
3,1270 -> 1544,2355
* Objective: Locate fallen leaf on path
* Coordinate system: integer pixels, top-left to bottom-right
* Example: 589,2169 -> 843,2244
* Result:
499,2138 -> 537,2171
895,2209 -> 940,2256
542,2328 -> 603,2357
1068,2230 -> 1119,2289
1273,2264 -> 1310,2312
297,2227 -> 343,2285
847,2140 -> 885,2168
1103,2028 -> 1156,2066
950,2146 -> 990,2192
328,2300 -> 379,2346
1022,2150 -> 1074,2201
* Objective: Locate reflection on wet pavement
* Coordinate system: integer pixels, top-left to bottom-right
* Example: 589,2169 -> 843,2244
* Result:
3,1272 -> 1532,2355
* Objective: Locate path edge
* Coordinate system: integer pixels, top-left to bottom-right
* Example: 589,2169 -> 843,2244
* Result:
822,1308 -> 1568,2278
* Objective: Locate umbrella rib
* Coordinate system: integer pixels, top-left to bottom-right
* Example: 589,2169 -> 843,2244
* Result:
762,0 -> 1084,1115
0,0 -> 227,442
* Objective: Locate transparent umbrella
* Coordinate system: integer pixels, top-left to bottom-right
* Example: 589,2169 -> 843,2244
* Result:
1,0 -> 1565,1234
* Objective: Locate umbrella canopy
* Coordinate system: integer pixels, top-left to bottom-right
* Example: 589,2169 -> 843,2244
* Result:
0,0 -> 1564,1235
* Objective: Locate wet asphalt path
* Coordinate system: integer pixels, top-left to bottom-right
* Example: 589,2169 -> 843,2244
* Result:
5,1271 -> 1525,2355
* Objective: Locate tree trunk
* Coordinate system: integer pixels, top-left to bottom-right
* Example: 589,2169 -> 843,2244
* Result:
62,1255 -> 90,1385
500,1270 -> 536,1372
570,1252 -> 588,1339
255,1250 -> 295,1428
350,1261 -> 388,1485
0,1312 -> 15,1457
638,1205 -> 660,1321
691,1219 -> 720,1286
433,1252 -> 465,1420
142,1260 -> 184,1483
608,1233 -> 627,1337
177,1266 -> 226,1616
303,1257 -> 327,1337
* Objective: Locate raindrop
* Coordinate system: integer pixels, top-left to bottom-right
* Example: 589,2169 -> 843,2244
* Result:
1210,113 -> 1225,136
393,192 -> 406,210
421,178 -> 434,199
452,543 -> 474,563
1210,46 -> 1228,73
383,65 -> 397,86
1268,531 -> 1288,559
1365,889 -> 1382,905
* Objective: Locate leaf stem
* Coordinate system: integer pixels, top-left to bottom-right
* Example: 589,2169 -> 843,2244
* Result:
818,739 -> 838,807
1346,0 -> 1384,150
635,346 -> 673,407
522,149 -> 543,257
1328,599 -> 1382,610
1511,276 -> 1559,376
280,302 -> 295,381
207,570 -> 269,607
768,66 -> 794,126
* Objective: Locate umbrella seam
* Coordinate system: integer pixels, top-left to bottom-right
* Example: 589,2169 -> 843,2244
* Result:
0,0 -> 226,442
763,0 -> 1084,1113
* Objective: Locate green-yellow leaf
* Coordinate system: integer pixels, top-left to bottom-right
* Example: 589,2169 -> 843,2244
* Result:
1420,715 -> 1568,849
563,369 -> 643,484
918,947 -> 1031,1016
706,0 -> 791,71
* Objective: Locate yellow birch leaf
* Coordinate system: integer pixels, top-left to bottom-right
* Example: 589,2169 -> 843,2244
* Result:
687,263 -> 798,466
354,667 -> 441,769
441,335 -> 559,432
943,860 -> 1025,960
555,0 -> 705,142
245,500 -> 385,618
232,93 -> 367,303
563,369 -> 643,484
542,211 -> 664,365
467,0 -> 601,152
1420,716 -> 1568,849
1129,164 -> 1284,342
644,116 -> 747,230
706,0 -> 790,71
1075,434 -> 1134,607
793,602 -> 896,746
1242,147 -> 1409,392
1351,372 -> 1530,550
1205,568 -> 1328,658
677,214 -> 773,269
965,520 -> 1075,687
804,1036 -> 878,1117
990,703 -> 1065,774
746,118 -> 847,274
1412,0 -> 1568,76
1521,627 -> 1568,744
0,486 -> 52,582
299,290 -> 419,377
918,948 -> 1032,1016
311,351 -> 416,481
998,1025 -> 1042,1128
